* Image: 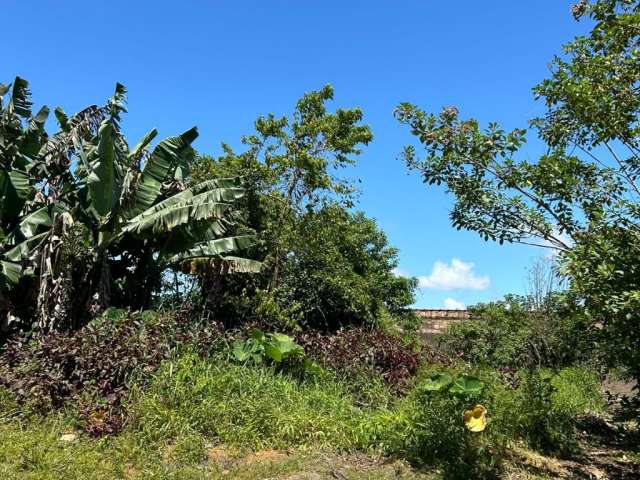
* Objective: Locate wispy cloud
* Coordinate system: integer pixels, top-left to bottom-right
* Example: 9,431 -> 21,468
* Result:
418,258 -> 490,291
443,298 -> 466,310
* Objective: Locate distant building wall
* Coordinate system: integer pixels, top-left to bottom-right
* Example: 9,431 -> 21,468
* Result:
412,309 -> 470,342
413,309 -> 469,320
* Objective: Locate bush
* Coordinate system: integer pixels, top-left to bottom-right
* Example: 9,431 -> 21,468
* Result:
359,365 -> 604,476
490,367 -> 602,455
0,309 -> 221,435
296,327 -> 421,392
276,207 -> 418,329
439,294 -> 594,370
493,367 -> 601,454
551,367 -> 604,417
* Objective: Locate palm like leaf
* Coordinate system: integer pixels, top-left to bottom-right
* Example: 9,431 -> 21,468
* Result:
0,77 -> 261,330
127,127 -> 199,217
124,181 -> 244,235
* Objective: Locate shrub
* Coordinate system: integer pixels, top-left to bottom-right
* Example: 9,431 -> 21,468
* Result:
439,294 -> 594,370
232,330 -> 305,364
296,327 -> 421,391
276,207 -> 418,329
358,367 -> 506,478
487,367 -> 603,455
361,365 -> 604,475
0,309 -> 221,435
551,367 -> 604,417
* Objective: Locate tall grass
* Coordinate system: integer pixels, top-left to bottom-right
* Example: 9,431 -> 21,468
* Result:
0,351 -> 605,479
131,353 -> 369,450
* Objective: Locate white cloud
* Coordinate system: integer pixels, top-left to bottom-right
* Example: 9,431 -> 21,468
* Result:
443,298 -> 466,310
418,258 -> 490,291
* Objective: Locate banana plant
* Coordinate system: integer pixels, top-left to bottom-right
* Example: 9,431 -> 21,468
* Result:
0,78 -> 261,332
0,77 -> 51,317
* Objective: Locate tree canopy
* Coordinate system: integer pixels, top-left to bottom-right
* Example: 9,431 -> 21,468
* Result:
396,0 -> 640,389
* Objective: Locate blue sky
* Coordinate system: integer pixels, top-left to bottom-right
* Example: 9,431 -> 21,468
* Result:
3,1 -> 591,308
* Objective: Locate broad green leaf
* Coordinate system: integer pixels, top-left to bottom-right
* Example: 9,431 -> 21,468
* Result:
423,373 -> 454,391
270,333 -> 303,356
7,77 -> 32,118
13,206 -> 52,239
20,106 -> 49,157
108,83 -> 127,119
0,260 -> 22,285
88,121 -> 116,217
264,343 -> 283,362
54,107 -> 69,132
125,201 -> 228,235
251,330 -> 265,341
449,375 -> 485,395
232,337 -> 264,363
0,170 -> 31,224
232,340 -> 251,362
3,232 -> 49,262
164,236 -> 256,264
128,129 -> 158,162
218,256 -> 263,273
262,332 -> 303,362
123,182 -> 244,235
128,127 -> 199,217
8,169 -> 31,200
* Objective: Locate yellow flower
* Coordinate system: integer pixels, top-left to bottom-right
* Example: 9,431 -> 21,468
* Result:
463,405 -> 487,432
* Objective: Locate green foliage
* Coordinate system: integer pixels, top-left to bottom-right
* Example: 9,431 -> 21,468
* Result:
364,365 -> 603,476
449,375 -> 485,395
278,206 -> 418,328
132,353 -> 364,450
422,372 -> 485,396
0,309 -> 222,434
362,367 -> 501,476
551,366 -> 605,417
0,78 -> 259,333
0,347 -> 605,478
439,294 -> 594,370
190,87 -> 414,329
232,330 -> 304,364
0,414 -> 438,480
422,372 -> 454,391
395,0 -> 640,407
296,327 -> 421,394
503,368 -> 603,454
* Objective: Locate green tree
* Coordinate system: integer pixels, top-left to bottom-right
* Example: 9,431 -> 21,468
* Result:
194,85 -> 373,285
193,86 -> 415,329
279,205 -> 417,329
396,1 -> 640,387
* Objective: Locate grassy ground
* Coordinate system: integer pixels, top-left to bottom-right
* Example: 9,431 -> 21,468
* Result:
1,351 -> 639,479
1,413 -> 639,479
0,414 -> 433,480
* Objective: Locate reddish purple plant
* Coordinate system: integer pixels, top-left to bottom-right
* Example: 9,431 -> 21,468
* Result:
296,327 -> 421,391
0,309 -> 221,435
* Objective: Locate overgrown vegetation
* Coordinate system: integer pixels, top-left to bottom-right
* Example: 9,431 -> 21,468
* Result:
0,80 -> 259,336
0,309 -> 221,435
1,1 -> 638,478
396,0 -> 640,420
439,294 -> 594,371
